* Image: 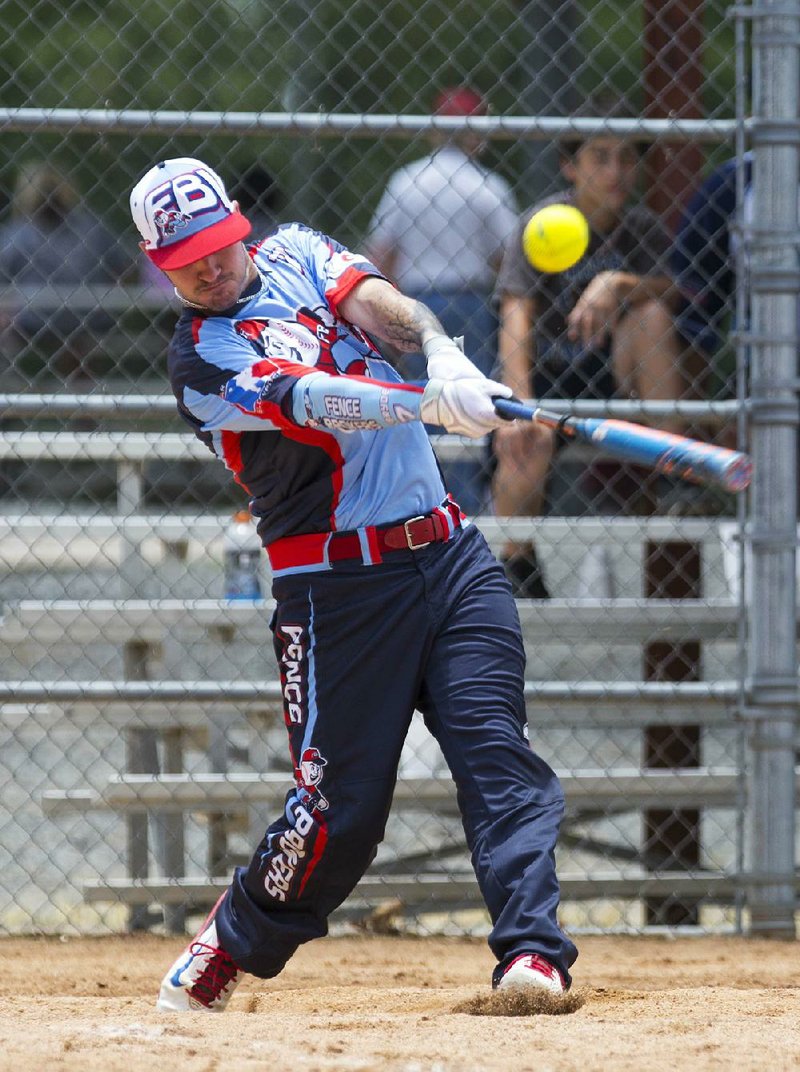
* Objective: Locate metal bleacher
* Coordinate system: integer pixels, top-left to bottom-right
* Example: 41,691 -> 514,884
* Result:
0,407 -> 752,932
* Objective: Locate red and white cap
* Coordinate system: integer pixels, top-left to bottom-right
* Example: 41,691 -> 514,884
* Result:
432,87 -> 487,117
130,157 -> 252,271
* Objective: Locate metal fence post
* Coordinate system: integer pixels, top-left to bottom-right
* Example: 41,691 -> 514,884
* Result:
744,0 -> 799,938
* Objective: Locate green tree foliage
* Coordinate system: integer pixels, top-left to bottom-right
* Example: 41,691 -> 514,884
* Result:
0,0 -> 738,246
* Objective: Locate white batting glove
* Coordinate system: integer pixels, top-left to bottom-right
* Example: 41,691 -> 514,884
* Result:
420,377 -> 513,438
423,334 -> 485,381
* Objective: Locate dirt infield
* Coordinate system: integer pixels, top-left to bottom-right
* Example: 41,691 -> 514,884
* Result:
0,933 -> 797,1071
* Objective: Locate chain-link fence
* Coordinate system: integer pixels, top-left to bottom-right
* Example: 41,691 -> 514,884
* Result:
0,0 -> 796,939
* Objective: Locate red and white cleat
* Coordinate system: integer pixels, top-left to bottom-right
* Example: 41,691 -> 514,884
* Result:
493,953 -> 566,995
157,894 -> 243,1012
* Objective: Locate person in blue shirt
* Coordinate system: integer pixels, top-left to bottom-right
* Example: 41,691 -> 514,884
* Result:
672,154 -> 750,396
129,156 -> 578,1012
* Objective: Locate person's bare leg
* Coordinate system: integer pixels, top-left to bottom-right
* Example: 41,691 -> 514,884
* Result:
612,299 -> 684,434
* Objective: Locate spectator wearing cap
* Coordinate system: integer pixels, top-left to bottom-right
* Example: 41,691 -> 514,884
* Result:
365,86 -> 518,514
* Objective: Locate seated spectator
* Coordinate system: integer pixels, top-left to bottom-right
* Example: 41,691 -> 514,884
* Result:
0,159 -> 129,386
365,86 -> 518,514
492,96 -> 684,598
673,153 -> 800,515
672,152 -> 749,398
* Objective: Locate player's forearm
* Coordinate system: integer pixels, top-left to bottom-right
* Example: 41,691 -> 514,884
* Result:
291,370 -> 423,431
338,276 -> 445,353
608,271 -> 677,309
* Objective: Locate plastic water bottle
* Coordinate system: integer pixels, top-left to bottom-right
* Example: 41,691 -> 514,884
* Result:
576,544 -> 616,600
223,510 -> 263,600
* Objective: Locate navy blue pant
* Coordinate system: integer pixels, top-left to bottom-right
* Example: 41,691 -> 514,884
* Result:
217,524 -> 578,985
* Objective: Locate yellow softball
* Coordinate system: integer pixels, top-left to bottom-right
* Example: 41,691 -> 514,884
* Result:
522,203 -> 590,273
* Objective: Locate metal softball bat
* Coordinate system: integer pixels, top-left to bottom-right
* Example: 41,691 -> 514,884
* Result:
493,397 -> 753,492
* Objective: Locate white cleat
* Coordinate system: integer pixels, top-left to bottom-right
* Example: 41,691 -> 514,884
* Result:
494,953 -> 566,995
157,895 -> 243,1012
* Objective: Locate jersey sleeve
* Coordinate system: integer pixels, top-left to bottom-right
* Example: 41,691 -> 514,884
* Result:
290,371 -> 423,432
277,222 -> 387,318
192,361 -> 424,436
172,313 -> 423,437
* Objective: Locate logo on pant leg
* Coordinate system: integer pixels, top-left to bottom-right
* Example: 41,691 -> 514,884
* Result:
260,748 -> 332,902
277,623 -> 306,725
262,800 -> 316,902
295,746 -> 329,812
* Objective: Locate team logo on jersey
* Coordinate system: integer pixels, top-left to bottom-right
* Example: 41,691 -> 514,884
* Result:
236,316 -> 316,366
235,309 -> 370,379
296,307 -> 367,377
295,746 -> 329,812
153,207 -> 192,240
263,243 -> 307,277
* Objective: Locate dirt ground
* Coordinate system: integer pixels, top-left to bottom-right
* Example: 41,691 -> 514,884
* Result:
0,933 -> 798,1072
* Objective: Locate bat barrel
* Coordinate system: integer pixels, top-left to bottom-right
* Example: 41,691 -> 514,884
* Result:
492,398 -> 753,493
656,442 -> 753,492
582,419 -> 753,492
724,454 -> 754,492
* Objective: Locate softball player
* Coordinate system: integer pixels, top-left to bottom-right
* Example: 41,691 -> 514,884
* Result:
129,157 -> 578,1011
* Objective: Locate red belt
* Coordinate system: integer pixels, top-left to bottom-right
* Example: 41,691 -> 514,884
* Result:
268,499 -> 464,574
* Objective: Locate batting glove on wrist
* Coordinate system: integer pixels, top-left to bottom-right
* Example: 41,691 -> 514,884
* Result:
423,333 -> 485,381
420,377 -> 513,438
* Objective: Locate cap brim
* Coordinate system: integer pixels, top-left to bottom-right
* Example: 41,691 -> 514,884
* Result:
146,212 -> 252,270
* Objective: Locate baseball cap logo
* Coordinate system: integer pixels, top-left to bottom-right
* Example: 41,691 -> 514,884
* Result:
153,207 -> 192,240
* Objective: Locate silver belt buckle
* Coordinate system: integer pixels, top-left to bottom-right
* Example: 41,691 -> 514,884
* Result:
403,515 -> 431,550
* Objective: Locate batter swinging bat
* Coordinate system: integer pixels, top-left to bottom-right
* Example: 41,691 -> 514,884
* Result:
493,397 -> 753,493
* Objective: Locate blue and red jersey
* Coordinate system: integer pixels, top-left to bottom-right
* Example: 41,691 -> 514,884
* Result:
168,223 -> 447,546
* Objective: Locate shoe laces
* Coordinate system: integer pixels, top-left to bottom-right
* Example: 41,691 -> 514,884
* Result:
522,953 -> 564,985
187,941 -> 239,1006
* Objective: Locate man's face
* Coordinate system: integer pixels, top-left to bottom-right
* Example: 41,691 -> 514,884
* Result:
562,136 -> 639,222
162,239 -> 255,312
